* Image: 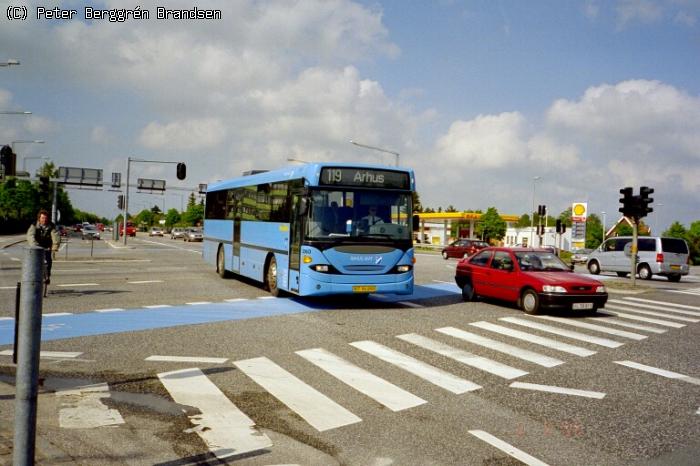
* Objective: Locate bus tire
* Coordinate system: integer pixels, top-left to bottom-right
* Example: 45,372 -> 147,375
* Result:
217,245 -> 229,278
265,255 -> 281,297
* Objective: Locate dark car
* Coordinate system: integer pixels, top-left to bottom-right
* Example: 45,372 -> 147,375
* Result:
455,247 -> 608,315
441,239 -> 489,260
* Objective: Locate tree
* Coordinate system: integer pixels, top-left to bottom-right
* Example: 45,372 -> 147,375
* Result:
558,208 -> 573,227
182,203 -> 204,226
475,207 -> 506,243
663,221 -> 687,239
151,205 -> 162,215
515,214 -> 531,229
165,208 -> 181,228
187,192 -> 197,209
446,205 -> 457,213
412,192 -> 422,212
585,214 -> 603,249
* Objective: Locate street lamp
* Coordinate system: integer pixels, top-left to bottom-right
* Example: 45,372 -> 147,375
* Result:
349,140 -> 400,167
0,111 -> 31,115
11,139 -> 45,151
287,157 -> 310,164
601,211 -> 606,239
530,176 -> 541,246
0,59 -> 20,67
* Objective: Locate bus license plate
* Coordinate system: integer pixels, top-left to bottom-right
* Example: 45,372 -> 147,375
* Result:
573,303 -> 594,310
353,285 -> 377,293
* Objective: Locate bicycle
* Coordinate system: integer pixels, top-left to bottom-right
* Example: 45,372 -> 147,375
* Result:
42,248 -> 54,298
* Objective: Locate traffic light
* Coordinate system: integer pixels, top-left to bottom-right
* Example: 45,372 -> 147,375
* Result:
537,205 -> 546,217
0,145 -> 16,177
555,219 -> 566,234
176,163 -> 186,180
117,194 -> 124,210
639,186 -> 654,217
618,187 -> 640,218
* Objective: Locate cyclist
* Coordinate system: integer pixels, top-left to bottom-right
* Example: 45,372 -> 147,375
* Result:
26,209 -> 60,284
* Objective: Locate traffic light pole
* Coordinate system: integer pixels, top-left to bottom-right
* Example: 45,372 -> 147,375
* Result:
631,220 -> 638,287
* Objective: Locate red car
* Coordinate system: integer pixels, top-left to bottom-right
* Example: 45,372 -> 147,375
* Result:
455,247 -> 608,314
441,239 -> 489,259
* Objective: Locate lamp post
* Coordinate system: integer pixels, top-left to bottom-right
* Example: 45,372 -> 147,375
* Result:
0,111 -> 31,115
349,140 -> 400,167
12,139 -> 45,153
601,211 -> 606,239
0,59 -> 20,67
287,157 -> 310,164
530,176 -> 541,247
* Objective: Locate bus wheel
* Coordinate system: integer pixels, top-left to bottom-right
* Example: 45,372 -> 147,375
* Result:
217,246 -> 228,278
265,256 -> 280,297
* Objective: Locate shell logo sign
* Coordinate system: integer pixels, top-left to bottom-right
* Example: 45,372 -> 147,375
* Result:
571,202 -> 587,222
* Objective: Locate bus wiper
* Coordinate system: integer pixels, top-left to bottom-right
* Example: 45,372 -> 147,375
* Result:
360,233 -> 393,239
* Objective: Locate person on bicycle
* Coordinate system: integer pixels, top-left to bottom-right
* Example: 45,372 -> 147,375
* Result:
26,209 -> 60,284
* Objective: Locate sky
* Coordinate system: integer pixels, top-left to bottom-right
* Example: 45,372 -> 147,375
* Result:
1,0 -> 699,231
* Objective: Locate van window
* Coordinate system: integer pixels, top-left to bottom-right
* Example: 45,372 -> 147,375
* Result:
661,238 -> 689,254
602,239 -> 616,252
614,238 -> 631,251
638,238 -> 656,252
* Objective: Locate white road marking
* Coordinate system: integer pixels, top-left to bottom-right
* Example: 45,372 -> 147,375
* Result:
296,348 -> 427,411
10,257 -> 20,262
57,382 -> 125,429
53,268 -> 99,273
234,356 -> 361,432
586,316 -> 667,333
436,327 -> 564,367
44,313 -> 73,317
128,280 -> 164,284
499,317 -> 623,348
626,298 -> 700,311
137,238 -> 201,253
509,382 -> 606,399
597,310 -> 685,328
0,317 -> 12,321
397,333 -> 528,379
56,283 -> 99,287
144,304 -> 172,309
186,301 -> 212,305
146,355 -> 228,364
606,303 -> 700,322
94,308 -> 124,313
668,288 -> 700,296
158,367 -> 272,458
696,407 -> 699,415
224,298 -> 247,302
432,279 -> 454,284
614,361 -> 700,386
469,430 -> 550,466
350,340 -> 481,394
398,301 -> 424,308
603,304 -> 698,323
0,286 -> 16,290
469,321 -> 596,357
533,315 -> 647,340
257,296 -> 276,300
0,350 -> 82,359
612,298 -> 700,317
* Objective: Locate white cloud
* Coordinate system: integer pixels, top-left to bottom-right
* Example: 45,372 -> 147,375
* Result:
24,116 -> 58,134
433,112 -> 528,169
674,11 -> 697,26
616,0 -> 663,28
139,119 -> 227,150
91,126 -> 112,145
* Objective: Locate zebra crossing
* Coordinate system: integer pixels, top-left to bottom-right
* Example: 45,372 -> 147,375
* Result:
11,295 -> 699,463
666,286 -> 700,296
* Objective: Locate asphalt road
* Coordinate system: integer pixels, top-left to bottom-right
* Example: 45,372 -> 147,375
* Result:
1,233 -> 699,465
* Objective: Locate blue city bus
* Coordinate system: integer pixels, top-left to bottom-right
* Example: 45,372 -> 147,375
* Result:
203,162 -> 417,296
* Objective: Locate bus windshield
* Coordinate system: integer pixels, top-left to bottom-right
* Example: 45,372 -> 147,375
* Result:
305,189 -> 411,241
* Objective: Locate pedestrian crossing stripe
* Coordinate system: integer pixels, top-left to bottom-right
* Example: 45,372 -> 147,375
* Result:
597,310 -> 685,328
613,361 -> 700,386
666,287 -> 700,296
234,356 -> 362,432
623,296 -> 700,312
604,304 -> 699,323
499,317 -> 624,348
159,367 -> 272,458
296,348 -> 427,411
611,299 -> 700,317
533,315 -> 647,340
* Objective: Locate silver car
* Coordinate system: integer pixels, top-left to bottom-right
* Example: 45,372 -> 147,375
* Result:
170,227 -> 185,240
586,236 -> 689,282
184,228 -> 203,242
81,225 -> 100,240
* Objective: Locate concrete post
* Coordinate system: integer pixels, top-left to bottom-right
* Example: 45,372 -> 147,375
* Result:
13,246 -> 44,466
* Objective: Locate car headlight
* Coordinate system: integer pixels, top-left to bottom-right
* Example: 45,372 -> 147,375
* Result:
596,286 -> 606,293
542,285 -> 567,293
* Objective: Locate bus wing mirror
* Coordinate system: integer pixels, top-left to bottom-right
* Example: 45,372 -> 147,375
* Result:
299,198 -> 309,216
412,214 -> 420,231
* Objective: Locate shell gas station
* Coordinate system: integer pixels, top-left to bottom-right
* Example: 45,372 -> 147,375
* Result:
415,211 -> 520,246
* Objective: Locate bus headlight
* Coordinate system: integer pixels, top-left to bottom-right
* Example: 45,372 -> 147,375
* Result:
396,265 -> 412,273
311,264 -> 329,272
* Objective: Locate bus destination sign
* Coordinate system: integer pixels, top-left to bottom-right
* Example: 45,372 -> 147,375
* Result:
320,167 -> 410,189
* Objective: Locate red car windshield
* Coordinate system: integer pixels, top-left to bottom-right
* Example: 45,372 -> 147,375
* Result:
514,251 -> 569,272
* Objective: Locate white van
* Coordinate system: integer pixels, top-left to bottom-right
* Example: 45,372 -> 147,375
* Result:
586,236 -> 689,282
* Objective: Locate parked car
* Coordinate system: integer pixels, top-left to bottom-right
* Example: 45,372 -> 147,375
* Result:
184,228 -> 203,242
441,239 -> 489,259
586,236 -> 689,281
81,225 -> 100,240
56,225 -> 69,237
571,248 -> 592,264
149,227 -> 164,237
455,247 -> 608,314
170,227 -> 185,240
